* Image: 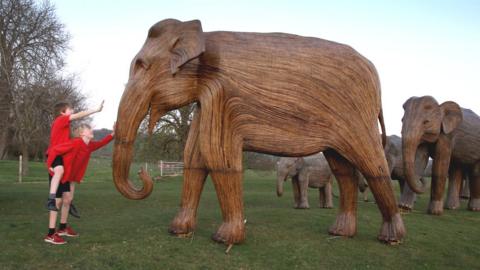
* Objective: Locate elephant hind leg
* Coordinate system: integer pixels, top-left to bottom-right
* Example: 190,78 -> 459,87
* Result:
323,149 -> 358,237
467,163 -> 480,211
351,146 -> 405,244
319,182 -> 333,208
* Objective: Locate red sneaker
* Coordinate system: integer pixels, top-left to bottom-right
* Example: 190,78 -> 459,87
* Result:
44,233 -> 66,245
57,226 -> 79,237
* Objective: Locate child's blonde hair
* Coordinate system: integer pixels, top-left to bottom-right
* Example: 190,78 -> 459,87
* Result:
74,123 -> 92,137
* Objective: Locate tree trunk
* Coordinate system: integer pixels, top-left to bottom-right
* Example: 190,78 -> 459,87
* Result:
0,129 -> 8,160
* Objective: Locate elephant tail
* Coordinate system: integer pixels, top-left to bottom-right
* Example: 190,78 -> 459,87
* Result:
378,108 -> 387,148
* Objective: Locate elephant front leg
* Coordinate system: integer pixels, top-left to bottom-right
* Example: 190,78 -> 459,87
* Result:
168,168 -> 208,237
210,170 -> 245,245
291,176 -> 301,208
324,150 -> 358,237
398,181 -> 417,211
428,137 -> 453,215
296,174 -> 310,209
169,111 -> 208,237
446,165 -> 462,210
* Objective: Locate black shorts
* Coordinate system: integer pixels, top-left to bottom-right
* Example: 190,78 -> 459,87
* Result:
50,156 -> 64,168
49,174 -> 70,198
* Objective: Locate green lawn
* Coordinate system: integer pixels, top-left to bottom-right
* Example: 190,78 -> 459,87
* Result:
0,159 -> 479,269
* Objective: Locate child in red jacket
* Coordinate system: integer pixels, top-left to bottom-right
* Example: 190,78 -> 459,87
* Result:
44,123 -> 114,245
46,101 -> 104,213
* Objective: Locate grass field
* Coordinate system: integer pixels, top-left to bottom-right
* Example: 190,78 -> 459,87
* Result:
1,159 -> 479,269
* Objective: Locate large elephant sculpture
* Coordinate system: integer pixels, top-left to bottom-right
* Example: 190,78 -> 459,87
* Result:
401,96 -> 480,215
112,18 -> 405,245
276,154 -> 369,208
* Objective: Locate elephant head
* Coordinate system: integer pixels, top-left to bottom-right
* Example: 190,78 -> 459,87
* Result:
113,19 -> 205,199
276,157 -> 304,196
401,96 -> 462,194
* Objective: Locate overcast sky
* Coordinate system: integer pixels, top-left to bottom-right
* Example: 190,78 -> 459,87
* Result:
52,0 -> 480,135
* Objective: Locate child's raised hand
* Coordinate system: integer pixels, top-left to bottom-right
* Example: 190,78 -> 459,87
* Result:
96,100 -> 105,112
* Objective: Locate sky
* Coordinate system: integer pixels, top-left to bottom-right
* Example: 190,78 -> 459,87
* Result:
51,0 -> 480,135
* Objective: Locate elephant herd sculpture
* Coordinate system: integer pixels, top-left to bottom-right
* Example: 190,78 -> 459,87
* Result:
112,19 -> 479,247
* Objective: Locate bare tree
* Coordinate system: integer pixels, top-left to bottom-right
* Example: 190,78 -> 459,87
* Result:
0,0 -> 87,177
137,104 -> 195,161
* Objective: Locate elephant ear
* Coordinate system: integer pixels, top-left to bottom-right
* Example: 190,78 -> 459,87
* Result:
440,101 -> 463,134
170,20 -> 205,75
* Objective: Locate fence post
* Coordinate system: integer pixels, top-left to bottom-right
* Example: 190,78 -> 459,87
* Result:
160,160 -> 163,177
18,155 -> 23,183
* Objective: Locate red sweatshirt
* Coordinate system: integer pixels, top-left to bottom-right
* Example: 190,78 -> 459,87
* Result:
46,115 -> 71,155
47,134 -> 113,183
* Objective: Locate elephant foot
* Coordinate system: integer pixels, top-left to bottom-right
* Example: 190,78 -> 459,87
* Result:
398,202 -> 413,212
445,197 -> 460,210
328,212 -> 356,237
319,203 -> 333,209
398,196 -> 416,211
294,203 -> 310,209
377,213 -> 405,245
168,209 -> 196,237
468,198 -> 480,211
427,200 -> 444,215
211,220 -> 245,245
460,195 -> 470,200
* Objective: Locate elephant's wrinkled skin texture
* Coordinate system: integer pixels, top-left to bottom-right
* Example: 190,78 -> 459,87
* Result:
112,19 -> 405,245
401,96 -> 480,215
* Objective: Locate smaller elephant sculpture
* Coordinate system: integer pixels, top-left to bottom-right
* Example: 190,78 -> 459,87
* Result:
276,154 -> 333,209
401,96 -> 480,214
277,153 -> 369,209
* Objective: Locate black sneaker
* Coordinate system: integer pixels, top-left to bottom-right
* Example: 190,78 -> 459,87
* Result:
69,203 -> 80,218
47,198 -> 58,211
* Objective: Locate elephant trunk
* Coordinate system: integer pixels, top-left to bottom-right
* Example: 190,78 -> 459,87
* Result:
112,83 -> 156,200
276,172 -> 286,197
402,134 -> 427,194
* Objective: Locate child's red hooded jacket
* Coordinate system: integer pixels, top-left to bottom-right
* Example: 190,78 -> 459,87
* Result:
47,134 -> 113,183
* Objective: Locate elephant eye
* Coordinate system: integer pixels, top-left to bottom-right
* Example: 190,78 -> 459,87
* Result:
134,58 -> 150,73
424,105 -> 432,110
423,120 -> 430,125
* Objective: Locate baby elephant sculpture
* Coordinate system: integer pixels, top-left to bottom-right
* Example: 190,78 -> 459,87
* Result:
401,96 -> 480,214
112,19 -> 405,245
277,154 -> 369,208
276,154 -> 334,209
